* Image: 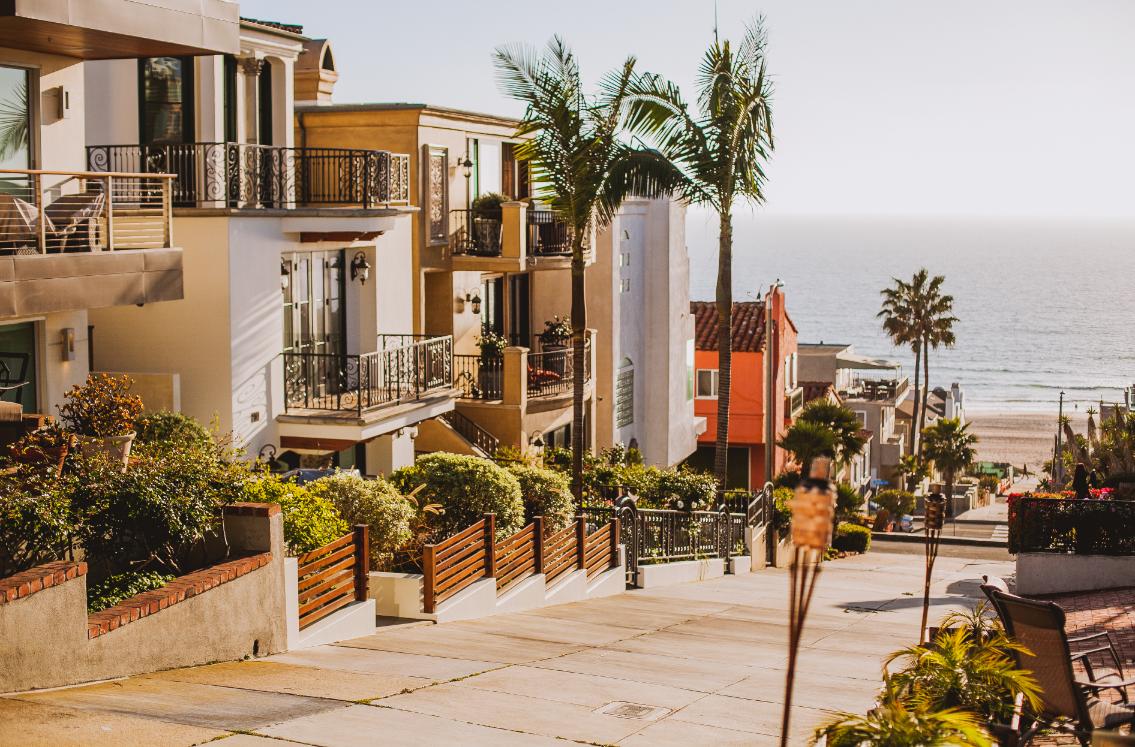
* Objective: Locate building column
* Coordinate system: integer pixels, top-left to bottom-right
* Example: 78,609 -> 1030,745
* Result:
237,56 -> 264,145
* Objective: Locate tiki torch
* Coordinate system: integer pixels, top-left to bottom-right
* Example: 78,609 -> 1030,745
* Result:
919,490 -> 947,643
780,457 -> 835,747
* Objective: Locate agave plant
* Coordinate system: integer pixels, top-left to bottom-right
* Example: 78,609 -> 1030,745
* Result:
813,678 -> 994,747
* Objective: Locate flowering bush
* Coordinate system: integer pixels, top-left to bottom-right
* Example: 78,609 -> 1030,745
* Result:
1008,492 -> 1135,555
58,374 -> 143,437
538,316 -> 572,346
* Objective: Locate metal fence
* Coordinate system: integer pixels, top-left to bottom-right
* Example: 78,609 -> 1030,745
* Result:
526,209 -> 571,256
283,336 -> 452,415
1008,496 -> 1135,555
450,208 -> 502,256
87,143 -> 410,208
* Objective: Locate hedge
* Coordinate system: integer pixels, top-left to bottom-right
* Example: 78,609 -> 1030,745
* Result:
832,522 -> 871,553
391,453 -> 524,538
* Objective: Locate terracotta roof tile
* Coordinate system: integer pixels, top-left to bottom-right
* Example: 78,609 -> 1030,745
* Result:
691,301 -> 766,352
801,381 -> 838,404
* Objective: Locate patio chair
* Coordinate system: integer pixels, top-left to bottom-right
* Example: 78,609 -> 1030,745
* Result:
983,576 -> 1131,702
983,584 -> 1135,744
44,189 -> 104,253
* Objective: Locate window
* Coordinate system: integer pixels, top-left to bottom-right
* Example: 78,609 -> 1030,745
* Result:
616,359 -> 634,428
139,57 -> 194,143
222,56 -> 238,142
257,60 -> 273,145
0,66 -> 30,171
0,322 -> 37,412
853,410 -> 867,426
620,278 -> 631,293
423,145 -> 449,245
696,369 -> 719,398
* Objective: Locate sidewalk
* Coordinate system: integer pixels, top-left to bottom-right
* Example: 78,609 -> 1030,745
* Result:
0,551 -> 1013,746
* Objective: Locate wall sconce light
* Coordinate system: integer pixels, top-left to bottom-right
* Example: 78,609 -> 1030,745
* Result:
350,251 -> 371,285
460,155 -> 473,180
529,431 -> 545,455
280,258 -> 290,292
60,327 -> 75,361
469,291 -> 482,315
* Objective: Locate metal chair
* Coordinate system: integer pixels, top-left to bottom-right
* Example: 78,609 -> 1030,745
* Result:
983,584 -> 1135,744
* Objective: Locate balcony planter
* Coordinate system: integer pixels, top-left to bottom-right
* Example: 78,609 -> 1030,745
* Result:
77,432 -> 136,467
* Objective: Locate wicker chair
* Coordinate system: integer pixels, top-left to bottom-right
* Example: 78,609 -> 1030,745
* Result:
982,583 -> 1135,744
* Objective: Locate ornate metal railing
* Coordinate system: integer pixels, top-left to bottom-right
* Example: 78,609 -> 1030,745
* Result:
1008,496 -> 1135,555
528,340 -> 589,397
87,143 -> 410,209
283,336 -> 452,415
439,410 -> 500,456
526,209 -> 571,256
449,208 -> 502,257
0,168 -> 173,255
454,354 -> 502,400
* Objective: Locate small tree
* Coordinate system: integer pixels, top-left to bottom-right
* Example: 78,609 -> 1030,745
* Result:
922,418 -> 978,501
777,420 -> 836,475
796,400 -> 867,466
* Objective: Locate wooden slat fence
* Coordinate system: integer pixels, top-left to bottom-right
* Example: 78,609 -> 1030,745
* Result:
495,518 -> 542,593
583,518 -> 620,578
296,524 -> 369,630
542,519 -> 582,586
423,515 -> 492,613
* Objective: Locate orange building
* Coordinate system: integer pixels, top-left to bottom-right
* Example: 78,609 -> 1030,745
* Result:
686,288 -> 801,489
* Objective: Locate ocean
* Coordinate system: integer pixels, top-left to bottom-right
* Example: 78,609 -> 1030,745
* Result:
686,213 -> 1135,413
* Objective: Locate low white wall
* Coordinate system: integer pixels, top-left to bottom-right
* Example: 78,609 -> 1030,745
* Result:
1017,553 -> 1135,595
746,525 -> 768,571
728,555 -> 752,575
369,572 -> 434,621
772,534 -> 794,568
637,558 -> 725,588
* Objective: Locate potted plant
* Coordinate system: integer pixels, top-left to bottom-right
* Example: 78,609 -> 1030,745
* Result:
476,326 -> 508,398
538,316 -> 572,350
58,374 -> 143,467
8,422 -> 74,477
470,192 -> 506,255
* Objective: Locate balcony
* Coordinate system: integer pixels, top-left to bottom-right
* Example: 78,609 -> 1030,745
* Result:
844,376 -> 911,403
86,143 -> 410,210
446,203 -> 582,273
785,386 -> 804,419
0,168 -> 182,317
454,340 -> 592,403
282,336 -> 454,420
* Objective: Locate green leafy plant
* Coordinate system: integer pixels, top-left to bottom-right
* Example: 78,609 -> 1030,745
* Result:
7,423 -> 74,475
476,325 -> 509,361
507,463 -> 573,531
0,467 -> 74,577
87,570 -> 174,613
832,522 -> 871,553
922,418 -> 978,501
471,191 -> 507,216
135,411 -> 212,451
58,373 -> 143,437
771,486 -> 794,534
875,489 -> 916,518
777,420 -> 837,475
835,482 -> 865,521
244,473 -> 347,556
308,473 -> 415,571
813,681 -> 993,747
538,316 -> 572,346
391,453 -> 525,539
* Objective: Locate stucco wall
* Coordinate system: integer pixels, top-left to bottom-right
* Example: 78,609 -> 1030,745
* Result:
0,509 -> 287,694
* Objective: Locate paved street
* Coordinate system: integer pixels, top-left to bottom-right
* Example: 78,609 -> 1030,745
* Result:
0,551 -> 1013,746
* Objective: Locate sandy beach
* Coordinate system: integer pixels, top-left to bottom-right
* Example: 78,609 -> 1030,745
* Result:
966,411 -> 1090,472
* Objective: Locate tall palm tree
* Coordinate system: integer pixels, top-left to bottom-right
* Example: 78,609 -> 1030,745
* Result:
494,38 -> 675,502
879,272 -> 924,456
921,418 -> 977,502
918,277 -> 957,457
621,19 -> 774,491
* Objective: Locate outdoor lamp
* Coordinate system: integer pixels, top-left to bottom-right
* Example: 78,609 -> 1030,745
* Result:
460,156 -> 473,179
469,292 -> 482,315
280,258 -> 290,292
350,251 -> 371,285
920,492 -> 948,643
781,456 -> 834,747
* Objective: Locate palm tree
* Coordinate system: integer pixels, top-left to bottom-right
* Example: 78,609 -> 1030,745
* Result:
622,19 -> 774,490
918,276 -> 957,457
494,39 -> 675,502
879,272 -> 924,455
922,418 -> 977,502
777,420 -> 836,476
796,400 -> 867,466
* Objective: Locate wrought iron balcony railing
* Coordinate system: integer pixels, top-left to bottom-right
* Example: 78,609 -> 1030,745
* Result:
449,207 -> 572,258
283,335 -> 452,415
86,143 -> 410,209
453,340 -> 591,401
0,168 -> 173,255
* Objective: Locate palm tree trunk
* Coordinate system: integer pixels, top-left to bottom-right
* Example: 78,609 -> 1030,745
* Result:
910,341 -> 922,467
714,208 -> 733,491
570,236 -> 588,507
917,339 -> 930,462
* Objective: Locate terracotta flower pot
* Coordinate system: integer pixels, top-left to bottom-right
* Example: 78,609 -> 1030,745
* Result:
78,432 -> 136,468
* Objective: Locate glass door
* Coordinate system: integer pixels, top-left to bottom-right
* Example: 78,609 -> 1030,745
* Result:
283,249 -> 345,356
0,66 -> 31,202
0,322 -> 37,412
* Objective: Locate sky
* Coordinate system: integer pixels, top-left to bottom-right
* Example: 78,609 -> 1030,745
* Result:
238,0 -> 1135,219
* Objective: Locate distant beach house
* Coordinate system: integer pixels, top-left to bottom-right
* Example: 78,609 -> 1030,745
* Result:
684,287 -> 800,490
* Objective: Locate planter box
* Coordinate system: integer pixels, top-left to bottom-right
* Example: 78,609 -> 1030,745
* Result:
1017,552 -> 1135,595
637,558 -> 725,588
728,555 -> 752,575
772,532 -> 794,568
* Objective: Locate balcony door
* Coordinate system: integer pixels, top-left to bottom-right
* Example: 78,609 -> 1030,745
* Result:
139,57 -> 196,205
0,65 -> 31,203
283,250 -> 346,358
0,322 -> 36,412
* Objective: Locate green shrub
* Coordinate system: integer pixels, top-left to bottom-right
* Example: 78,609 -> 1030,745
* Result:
0,468 -> 74,578
772,487 -> 794,534
135,411 -> 212,451
58,373 -> 144,437
308,473 -> 414,570
654,468 -> 717,511
836,482 -> 865,521
87,570 -> 174,613
244,473 -> 347,556
391,453 -> 524,538
832,522 -> 871,553
875,489 -> 916,517
70,445 -> 250,575
508,464 -> 573,531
